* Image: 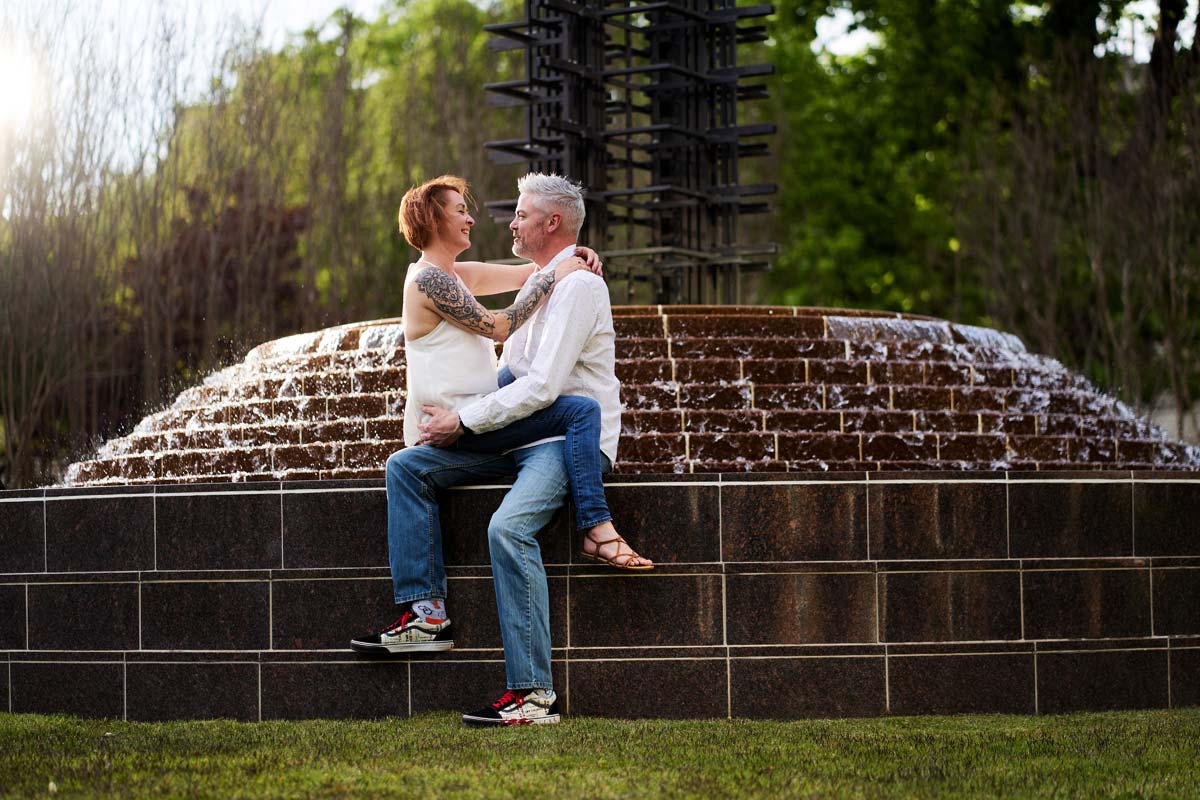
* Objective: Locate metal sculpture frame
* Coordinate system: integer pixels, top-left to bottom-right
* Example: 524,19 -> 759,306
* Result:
484,1 -> 775,304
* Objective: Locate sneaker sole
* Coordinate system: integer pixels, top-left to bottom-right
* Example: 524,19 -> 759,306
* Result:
350,640 -> 454,654
461,713 -> 560,727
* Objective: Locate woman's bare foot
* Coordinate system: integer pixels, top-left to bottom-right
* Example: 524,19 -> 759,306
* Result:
580,521 -> 653,570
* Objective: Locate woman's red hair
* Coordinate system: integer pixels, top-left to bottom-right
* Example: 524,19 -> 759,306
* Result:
397,175 -> 473,250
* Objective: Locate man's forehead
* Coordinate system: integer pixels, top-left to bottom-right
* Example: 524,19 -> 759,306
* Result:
515,193 -> 543,213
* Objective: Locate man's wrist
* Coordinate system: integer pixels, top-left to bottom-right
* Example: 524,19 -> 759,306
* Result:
457,416 -> 471,435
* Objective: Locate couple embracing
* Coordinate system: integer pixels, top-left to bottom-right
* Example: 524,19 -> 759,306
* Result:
351,172 -> 652,726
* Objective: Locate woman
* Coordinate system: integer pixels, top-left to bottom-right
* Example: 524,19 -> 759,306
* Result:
400,174 -> 652,570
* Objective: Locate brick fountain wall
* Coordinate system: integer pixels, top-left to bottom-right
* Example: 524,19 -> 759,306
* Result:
1,307 -> 1197,720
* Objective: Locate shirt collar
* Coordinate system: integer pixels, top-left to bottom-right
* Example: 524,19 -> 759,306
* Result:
537,244 -> 579,273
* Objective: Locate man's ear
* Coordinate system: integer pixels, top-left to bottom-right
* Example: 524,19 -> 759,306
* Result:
545,212 -> 562,234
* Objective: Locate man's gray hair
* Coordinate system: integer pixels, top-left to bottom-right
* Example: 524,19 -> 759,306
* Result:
517,172 -> 586,237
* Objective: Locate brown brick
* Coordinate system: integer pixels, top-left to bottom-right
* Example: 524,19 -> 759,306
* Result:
938,434 -> 1009,462
352,368 -> 404,394
754,385 -> 824,411
366,418 -> 406,440
273,444 -> 340,471
668,315 -> 825,339
862,433 -> 938,462
884,362 -> 925,384
918,412 -> 980,433
616,359 -> 672,383
893,386 -> 952,411
809,359 -> 869,385
614,316 -> 665,337
778,433 -> 861,461
685,410 -> 764,433
304,421 -> 366,444
616,337 -> 669,360
827,385 -> 890,411
689,433 -> 776,462
621,410 -> 683,434
342,441 -> 398,470
675,359 -> 742,383
328,394 -> 386,419
743,359 -> 806,383
764,411 -> 843,433
618,434 -> 688,463
846,411 -> 917,433
678,383 -> 753,410
621,383 -> 678,410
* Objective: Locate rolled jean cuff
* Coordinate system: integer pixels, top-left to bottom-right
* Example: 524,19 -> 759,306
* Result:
507,681 -> 554,691
577,515 -> 613,531
393,591 -> 446,605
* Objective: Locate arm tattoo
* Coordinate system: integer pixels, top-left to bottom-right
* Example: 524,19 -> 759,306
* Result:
500,270 -> 556,334
414,268 -> 496,337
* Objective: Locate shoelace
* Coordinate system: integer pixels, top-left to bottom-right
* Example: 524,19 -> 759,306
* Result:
492,689 -> 525,709
384,611 -> 415,634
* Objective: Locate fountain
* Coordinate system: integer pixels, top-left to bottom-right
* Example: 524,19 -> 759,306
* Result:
61,306 -> 1200,486
3,308 -> 1198,722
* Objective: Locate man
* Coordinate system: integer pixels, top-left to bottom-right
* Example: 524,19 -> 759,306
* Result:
352,173 -> 626,726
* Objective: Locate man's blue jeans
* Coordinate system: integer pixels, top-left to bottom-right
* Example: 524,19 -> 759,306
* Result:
385,442 -> 567,690
457,394 -> 613,530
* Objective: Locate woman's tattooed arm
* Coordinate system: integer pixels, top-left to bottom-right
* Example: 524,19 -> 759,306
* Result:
414,268 -> 557,342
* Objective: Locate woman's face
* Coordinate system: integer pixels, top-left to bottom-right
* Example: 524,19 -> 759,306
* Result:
437,189 -> 475,253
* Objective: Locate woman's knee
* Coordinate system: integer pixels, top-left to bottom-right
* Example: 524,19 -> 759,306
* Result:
558,394 -> 600,419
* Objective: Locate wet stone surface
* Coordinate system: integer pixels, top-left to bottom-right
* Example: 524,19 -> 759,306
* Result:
58,307 -> 1199,486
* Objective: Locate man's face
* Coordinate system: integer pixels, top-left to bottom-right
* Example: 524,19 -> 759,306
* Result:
510,193 -> 549,259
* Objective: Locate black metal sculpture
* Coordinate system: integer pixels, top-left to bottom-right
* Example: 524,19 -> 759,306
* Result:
484,1 -> 775,304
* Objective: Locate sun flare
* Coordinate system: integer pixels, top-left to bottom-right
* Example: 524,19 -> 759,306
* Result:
0,42 -> 40,131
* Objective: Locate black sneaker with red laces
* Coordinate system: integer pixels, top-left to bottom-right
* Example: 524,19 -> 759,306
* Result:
462,688 -> 561,726
350,610 -> 453,654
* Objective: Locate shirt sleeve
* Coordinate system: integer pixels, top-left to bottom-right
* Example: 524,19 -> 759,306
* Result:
458,274 -> 601,433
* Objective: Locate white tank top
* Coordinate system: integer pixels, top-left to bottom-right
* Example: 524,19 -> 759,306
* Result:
402,268 -> 498,447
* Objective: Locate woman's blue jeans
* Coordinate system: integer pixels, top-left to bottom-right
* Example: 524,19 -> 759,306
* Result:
456,368 -> 612,530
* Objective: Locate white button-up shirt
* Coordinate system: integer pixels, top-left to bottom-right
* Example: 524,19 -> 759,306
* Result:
457,244 -> 623,463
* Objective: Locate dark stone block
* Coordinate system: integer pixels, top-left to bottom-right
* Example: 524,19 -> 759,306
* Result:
410,661 -> 565,714
1009,482 -> 1132,558
28,582 -> 139,650
1171,646 -> 1200,708
12,662 -> 124,718
730,656 -> 886,719
1152,568 -> 1200,636
273,577 -> 393,650
597,483 -> 719,564
282,488 -> 387,569
141,580 -> 270,650
881,570 -> 1021,643
569,575 -> 722,647
1023,569 -> 1150,640
0,499 -> 43,573
261,662 -> 407,719
726,572 -> 877,644
156,492 -> 282,570
721,483 -> 867,562
273,574 -> 566,652
0,583 -> 25,649
1136,482 -> 1200,556
869,482 -> 1007,560
889,653 -> 1035,715
1037,648 -> 1168,713
570,658 -> 727,718
126,662 -> 258,721
45,496 -> 153,573
440,487 -> 572,568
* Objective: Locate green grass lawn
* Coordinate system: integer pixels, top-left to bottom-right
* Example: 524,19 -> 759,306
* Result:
2,709 -> 1198,798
